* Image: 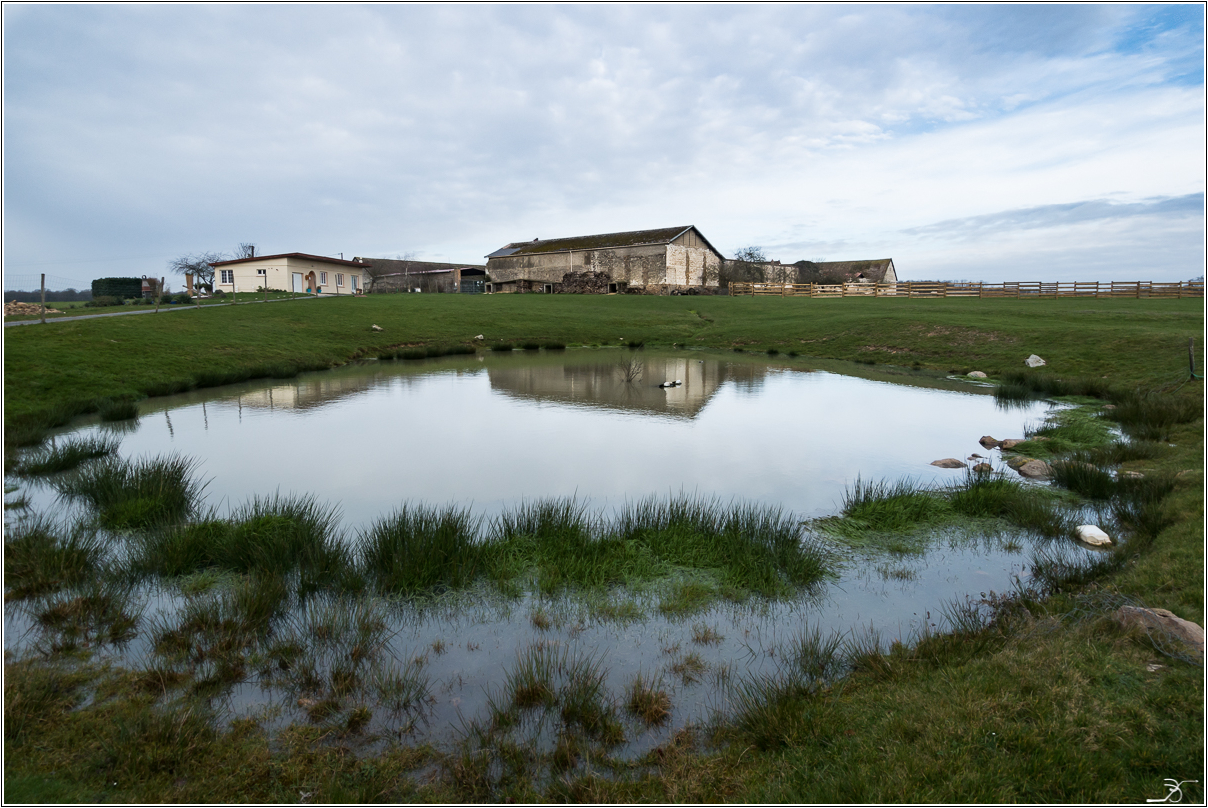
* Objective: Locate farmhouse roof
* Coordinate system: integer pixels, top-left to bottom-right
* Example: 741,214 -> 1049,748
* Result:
210,252 -> 369,268
486,226 -> 720,258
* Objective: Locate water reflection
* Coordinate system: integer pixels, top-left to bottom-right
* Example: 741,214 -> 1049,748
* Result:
487,356 -> 766,419
20,351 -> 1055,526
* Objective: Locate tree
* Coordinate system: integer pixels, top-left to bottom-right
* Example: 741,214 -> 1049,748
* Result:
734,246 -> 767,263
168,251 -> 225,292
236,243 -> 256,259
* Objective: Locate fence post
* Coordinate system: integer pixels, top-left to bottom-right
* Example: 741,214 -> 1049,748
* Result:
40,273 -> 46,324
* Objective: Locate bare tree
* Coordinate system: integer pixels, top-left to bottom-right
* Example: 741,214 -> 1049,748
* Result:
734,246 -> 767,263
236,243 -> 256,259
168,251 -> 226,292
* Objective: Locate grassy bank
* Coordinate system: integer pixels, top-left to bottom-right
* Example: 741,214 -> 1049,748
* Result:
3,294 -> 1203,802
4,294 -> 1202,438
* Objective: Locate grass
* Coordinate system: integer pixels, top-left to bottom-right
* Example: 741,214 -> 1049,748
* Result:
17,434 -> 119,475
1,295 -> 1202,803
56,454 -> 203,529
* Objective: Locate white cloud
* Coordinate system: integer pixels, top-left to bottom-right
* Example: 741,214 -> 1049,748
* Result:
2,4 -> 1203,288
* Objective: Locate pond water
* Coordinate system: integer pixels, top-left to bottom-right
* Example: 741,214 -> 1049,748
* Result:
4,350 -> 1102,758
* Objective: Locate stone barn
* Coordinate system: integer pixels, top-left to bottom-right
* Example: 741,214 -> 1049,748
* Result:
484,226 -> 724,294
794,259 -> 897,285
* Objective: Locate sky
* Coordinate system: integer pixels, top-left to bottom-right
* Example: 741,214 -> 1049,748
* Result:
3,4 -> 1204,290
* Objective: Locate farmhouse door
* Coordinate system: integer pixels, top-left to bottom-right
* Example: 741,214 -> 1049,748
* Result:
292,273 -> 304,293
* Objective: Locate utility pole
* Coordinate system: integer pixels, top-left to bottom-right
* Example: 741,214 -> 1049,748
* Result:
40,273 -> 46,324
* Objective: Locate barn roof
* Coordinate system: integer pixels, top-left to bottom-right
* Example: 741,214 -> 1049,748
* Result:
487,226 -> 721,259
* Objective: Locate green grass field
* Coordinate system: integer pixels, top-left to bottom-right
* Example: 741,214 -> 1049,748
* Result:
3,293 -> 1203,802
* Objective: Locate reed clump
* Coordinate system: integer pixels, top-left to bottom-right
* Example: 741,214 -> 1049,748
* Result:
57,454 -> 203,530
18,435 -> 119,475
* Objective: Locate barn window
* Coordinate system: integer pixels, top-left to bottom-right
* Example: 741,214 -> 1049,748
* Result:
220,270 -> 233,284
257,268 -> 266,276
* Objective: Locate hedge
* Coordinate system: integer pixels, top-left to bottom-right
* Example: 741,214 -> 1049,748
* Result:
91,277 -> 143,299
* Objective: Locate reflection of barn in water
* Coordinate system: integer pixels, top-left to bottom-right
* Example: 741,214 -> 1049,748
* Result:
486,357 -> 771,419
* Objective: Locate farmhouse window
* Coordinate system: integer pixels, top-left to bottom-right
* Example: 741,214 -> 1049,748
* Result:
336,273 -> 344,286
319,271 -> 327,285
220,270 -> 233,284
256,268 -> 266,276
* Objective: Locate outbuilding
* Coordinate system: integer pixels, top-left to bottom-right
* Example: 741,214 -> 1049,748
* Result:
208,252 -> 369,296
485,226 -> 724,294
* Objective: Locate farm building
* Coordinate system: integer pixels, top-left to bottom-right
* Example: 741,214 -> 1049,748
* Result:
485,226 -> 724,294
795,259 -> 897,284
208,252 -> 369,296
352,258 -> 487,294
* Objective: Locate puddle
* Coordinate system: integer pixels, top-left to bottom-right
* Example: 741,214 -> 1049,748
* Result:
3,350 -> 1102,755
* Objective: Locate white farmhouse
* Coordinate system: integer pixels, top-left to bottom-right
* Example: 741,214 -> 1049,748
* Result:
208,252 -> 369,296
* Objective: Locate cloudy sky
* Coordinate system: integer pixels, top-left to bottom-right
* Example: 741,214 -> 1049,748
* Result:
3,4 -> 1204,289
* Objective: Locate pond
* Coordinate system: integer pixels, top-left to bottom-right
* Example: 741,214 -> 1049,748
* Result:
4,350 -> 1102,764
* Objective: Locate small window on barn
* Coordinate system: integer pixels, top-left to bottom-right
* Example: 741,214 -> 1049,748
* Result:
220,270 -> 233,285
320,271 -> 328,285
336,273 -> 344,287
257,268 -> 266,276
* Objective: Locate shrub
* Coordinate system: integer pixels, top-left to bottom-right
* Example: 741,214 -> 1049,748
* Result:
85,295 -> 123,308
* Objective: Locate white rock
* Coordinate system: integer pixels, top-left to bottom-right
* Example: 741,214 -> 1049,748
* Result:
371,324 -> 383,332
1075,525 -> 1112,546
474,334 -> 484,340
967,371 -> 987,378
1025,354 -> 1046,368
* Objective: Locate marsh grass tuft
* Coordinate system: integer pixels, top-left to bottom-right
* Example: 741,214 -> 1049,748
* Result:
840,477 -> 947,532
625,673 -> 671,726
137,494 -> 346,590
1108,390 -> 1202,441
1050,457 -> 1116,499
357,504 -> 481,594
18,435 -> 119,475
98,399 -> 140,423
34,578 -> 142,648
57,454 -> 203,530
4,516 -> 106,601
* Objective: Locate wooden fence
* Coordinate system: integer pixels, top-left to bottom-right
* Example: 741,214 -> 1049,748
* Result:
727,280 -> 1205,299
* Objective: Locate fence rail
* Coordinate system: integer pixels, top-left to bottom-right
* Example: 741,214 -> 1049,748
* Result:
727,281 -> 1205,299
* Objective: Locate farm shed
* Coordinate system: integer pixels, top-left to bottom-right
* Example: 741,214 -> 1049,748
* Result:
353,258 -> 488,293
208,253 -> 369,296
485,226 -> 724,294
